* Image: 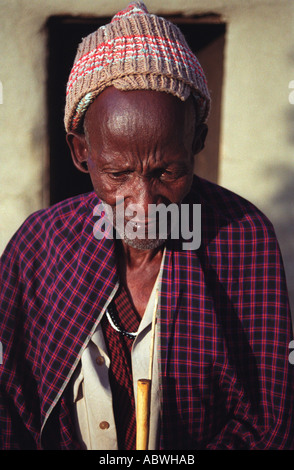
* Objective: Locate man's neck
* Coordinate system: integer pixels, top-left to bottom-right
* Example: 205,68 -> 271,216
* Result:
119,242 -> 164,270
115,241 -> 164,318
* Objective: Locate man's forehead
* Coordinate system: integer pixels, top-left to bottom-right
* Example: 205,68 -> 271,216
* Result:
83,87 -> 197,155
84,87 -> 193,127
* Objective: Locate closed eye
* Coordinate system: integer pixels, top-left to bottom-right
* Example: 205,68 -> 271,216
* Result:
108,170 -> 132,180
152,167 -> 188,181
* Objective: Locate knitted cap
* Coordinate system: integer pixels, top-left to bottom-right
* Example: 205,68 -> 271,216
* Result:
64,1 -> 211,133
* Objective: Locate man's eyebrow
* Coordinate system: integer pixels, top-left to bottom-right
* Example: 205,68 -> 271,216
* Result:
100,161 -> 134,171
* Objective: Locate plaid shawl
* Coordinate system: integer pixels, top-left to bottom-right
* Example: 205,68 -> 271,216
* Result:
1,176 -> 293,450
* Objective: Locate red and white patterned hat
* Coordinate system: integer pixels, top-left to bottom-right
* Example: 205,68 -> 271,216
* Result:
64,1 -> 211,133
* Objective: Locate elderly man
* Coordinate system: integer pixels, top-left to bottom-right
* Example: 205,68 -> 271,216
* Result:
0,2 -> 293,450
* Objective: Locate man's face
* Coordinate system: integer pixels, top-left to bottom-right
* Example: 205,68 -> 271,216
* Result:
68,87 -> 206,250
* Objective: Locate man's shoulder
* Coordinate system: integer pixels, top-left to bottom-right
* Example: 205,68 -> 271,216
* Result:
2,192 -> 99,256
190,176 -> 275,237
34,191 -> 97,220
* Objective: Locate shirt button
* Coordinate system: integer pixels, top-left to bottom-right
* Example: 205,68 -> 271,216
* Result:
99,421 -> 110,430
96,355 -> 105,366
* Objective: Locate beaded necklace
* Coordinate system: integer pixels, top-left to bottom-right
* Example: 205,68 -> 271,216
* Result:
106,302 -> 138,340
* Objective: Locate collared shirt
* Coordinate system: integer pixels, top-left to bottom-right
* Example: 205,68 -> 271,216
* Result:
71,251 -> 165,450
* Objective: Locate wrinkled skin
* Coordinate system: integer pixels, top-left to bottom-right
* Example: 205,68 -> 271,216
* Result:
67,87 -> 207,316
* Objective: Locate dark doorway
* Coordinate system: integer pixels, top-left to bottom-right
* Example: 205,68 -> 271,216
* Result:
46,15 -> 225,206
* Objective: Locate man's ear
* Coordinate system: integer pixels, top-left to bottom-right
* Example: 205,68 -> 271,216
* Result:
192,123 -> 208,156
66,132 -> 89,174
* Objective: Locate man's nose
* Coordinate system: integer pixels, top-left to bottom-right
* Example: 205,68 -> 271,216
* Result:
128,176 -> 158,218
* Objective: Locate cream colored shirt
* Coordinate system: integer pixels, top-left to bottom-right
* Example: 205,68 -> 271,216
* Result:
71,252 -> 165,450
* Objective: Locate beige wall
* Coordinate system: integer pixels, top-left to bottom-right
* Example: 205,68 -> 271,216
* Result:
1,0 -> 293,312
219,1 -> 294,315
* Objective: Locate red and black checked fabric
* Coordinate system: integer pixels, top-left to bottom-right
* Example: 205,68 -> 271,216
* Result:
0,175 -> 294,449
101,285 -> 140,450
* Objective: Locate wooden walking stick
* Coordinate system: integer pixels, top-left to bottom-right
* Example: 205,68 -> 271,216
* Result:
136,288 -> 159,450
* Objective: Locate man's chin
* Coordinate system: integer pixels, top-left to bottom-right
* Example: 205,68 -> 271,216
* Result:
119,234 -> 166,251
